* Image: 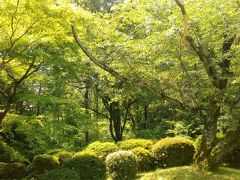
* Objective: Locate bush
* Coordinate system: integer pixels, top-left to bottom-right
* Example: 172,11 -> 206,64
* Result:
131,147 -> 154,172
106,150 -> 137,180
0,140 -> 28,163
152,137 -> 194,168
86,141 -> 118,159
0,162 -> 26,179
117,139 -> 153,150
63,151 -> 106,180
29,154 -> 60,175
223,148 -> 240,168
37,168 -> 79,180
55,151 -> 74,165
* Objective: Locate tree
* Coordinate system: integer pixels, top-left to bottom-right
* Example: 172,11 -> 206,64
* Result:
174,0 -> 240,171
0,0 -> 70,123
71,0 -> 240,171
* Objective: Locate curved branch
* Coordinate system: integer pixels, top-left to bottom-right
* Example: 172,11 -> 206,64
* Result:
71,23 -> 127,82
71,23 -> 185,109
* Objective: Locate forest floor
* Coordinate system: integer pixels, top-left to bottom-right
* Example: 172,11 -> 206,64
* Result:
138,166 -> 240,180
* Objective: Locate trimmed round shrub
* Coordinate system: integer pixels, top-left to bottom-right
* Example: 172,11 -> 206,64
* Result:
29,154 -> 60,175
86,141 -> 118,159
117,139 -> 153,150
63,151 -> 106,180
152,137 -> 195,168
0,140 -> 28,163
55,151 -> 74,165
131,147 -> 154,172
106,150 -> 137,180
37,168 -> 79,180
0,162 -> 26,179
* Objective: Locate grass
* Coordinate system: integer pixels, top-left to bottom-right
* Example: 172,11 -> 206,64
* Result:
138,166 -> 240,180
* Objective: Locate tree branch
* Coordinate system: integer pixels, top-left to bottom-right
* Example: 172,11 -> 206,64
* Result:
71,23 -> 127,82
0,87 -> 8,99
174,0 -> 187,15
72,23 -> 185,109
85,107 -> 110,120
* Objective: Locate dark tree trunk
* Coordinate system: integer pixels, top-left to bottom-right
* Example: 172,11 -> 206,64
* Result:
94,84 -> 99,120
84,81 -> 91,144
144,105 -> 148,129
109,101 -> 122,142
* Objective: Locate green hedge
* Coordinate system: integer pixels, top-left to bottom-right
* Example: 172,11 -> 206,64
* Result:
29,154 -> 60,175
131,147 -> 154,172
106,150 -> 137,180
0,140 -> 28,163
0,162 -> 26,179
63,151 -> 106,180
55,151 -> 74,165
86,141 -> 118,159
152,137 -> 195,168
117,139 -> 153,150
37,168 -> 79,180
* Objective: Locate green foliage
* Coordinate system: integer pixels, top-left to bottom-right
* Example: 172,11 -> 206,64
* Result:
152,137 -> 195,168
117,139 -> 153,150
63,151 -> 106,180
37,168 -> 79,180
86,141 -> 119,159
55,151 -> 74,165
223,148 -> 240,168
106,150 -> 137,180
0,162 -> 26,179
0,140 -> 28,163
131,147 -> 154,172
29,154 -> 60,175
2,115 -> 57,158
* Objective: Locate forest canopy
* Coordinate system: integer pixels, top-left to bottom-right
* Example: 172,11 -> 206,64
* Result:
0,0 -> 240,178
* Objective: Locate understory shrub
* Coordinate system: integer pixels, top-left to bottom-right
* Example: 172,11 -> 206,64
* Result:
0,162 -> 26,179
63,151 -> 106,180
117,139 -> 153,150
106,150 -> 137,180
131,147 -> 154,172
223,148 -> 240,168
29,154 -> 60,175
86,141 -> 118,159
0,140 -> 28,163
37,168 -> 79,180
152,137 -> 194,168
55,151 -> 74,165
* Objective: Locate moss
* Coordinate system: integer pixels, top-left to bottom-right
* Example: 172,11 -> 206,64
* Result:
139,166 -> 240,180
0,162 -> 26,179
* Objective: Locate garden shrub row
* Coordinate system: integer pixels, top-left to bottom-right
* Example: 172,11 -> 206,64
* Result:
0,140 -> 28,164
0,137 -> 195,179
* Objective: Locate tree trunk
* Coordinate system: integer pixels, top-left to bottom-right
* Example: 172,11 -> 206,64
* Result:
194,125 -> 240,171
109,101 -> 122,142
84,81 -> 91,144
0,96 -> 14,124
144,105 -> 148,129
94,84 -> 99,120
194,91 -> 221,171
